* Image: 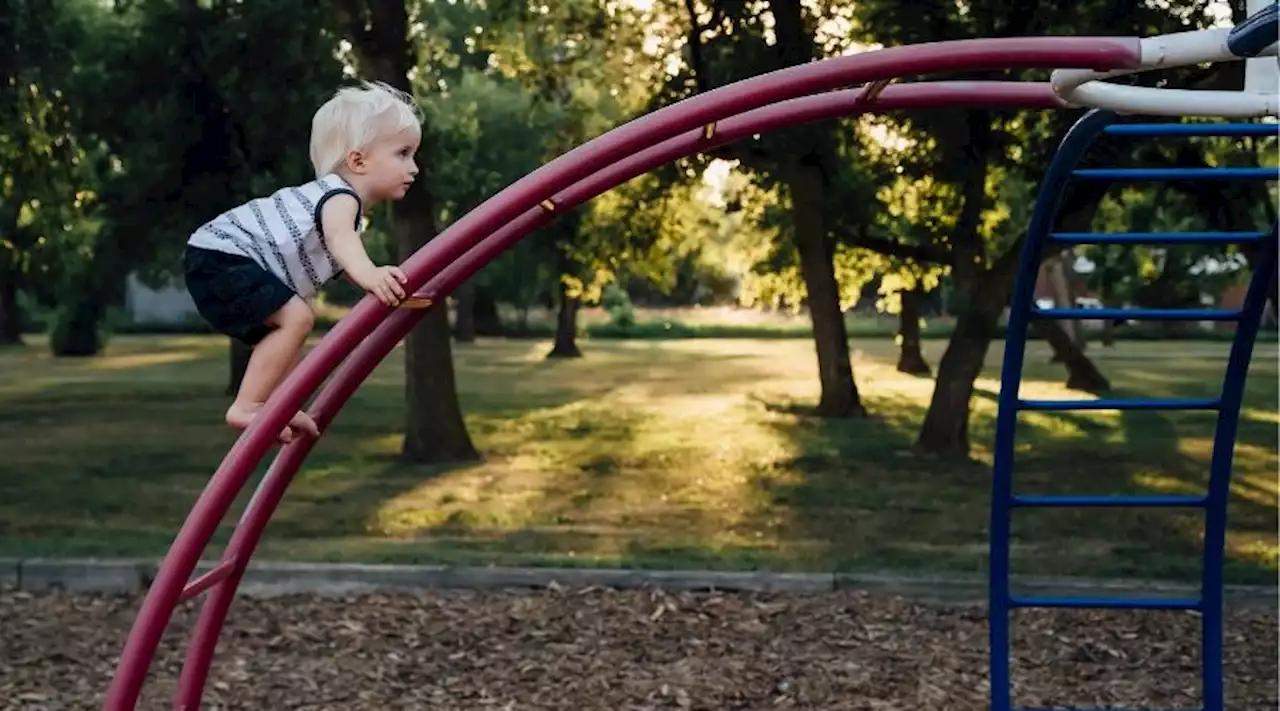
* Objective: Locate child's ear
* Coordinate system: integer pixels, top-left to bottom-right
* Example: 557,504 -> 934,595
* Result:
345,149 -> 367,173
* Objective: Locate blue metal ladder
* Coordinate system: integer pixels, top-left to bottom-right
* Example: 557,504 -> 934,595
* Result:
989,108 -> 1279,711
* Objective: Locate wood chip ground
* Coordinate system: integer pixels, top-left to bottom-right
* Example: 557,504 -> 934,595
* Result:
2,585 -> 1275,710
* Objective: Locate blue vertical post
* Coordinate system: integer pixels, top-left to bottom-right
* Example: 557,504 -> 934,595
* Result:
988,108 -> 1118,711
1199,223 -> 1277,711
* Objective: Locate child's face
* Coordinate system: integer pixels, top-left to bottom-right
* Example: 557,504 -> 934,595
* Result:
357,125 -> 421,202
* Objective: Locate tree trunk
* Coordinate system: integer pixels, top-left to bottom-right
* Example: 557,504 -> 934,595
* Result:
1100,318 -> 1116,347
0,271 -> 22,345
452,281 -> 476,343
1044,254 -> 1085,362
403,305 -> 478,462
328,0 -> 479,465
226,338 -> 252,396
916,301 -> 999,456
394,167 -> 477,464
896,287 -> 930,376
763,0 -> 862,417
913,109 -> 1112,458
49,234 -> 119,358
547,277 -> 582,358
791,161 -> 865,418
1034,320 -> 1110,392
473,286 -> 503,336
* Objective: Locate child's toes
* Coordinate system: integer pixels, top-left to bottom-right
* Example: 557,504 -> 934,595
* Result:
290,411 -> 321,437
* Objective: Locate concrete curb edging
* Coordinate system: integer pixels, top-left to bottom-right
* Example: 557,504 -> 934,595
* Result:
2,558 -> 1276,609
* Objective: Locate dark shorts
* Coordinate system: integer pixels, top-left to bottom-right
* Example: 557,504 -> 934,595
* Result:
183,246 -> 297,346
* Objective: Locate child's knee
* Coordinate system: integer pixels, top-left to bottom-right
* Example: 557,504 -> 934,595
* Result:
273,298 -> 314,334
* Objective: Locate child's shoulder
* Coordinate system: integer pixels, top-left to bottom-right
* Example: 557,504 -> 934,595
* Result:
215,174 -> 357,223
206,174 -> 359,231
252,173 -> 354,204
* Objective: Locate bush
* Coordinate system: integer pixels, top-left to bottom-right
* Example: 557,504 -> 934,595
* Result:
601,284 -> 636,330
50,297 -> 109,356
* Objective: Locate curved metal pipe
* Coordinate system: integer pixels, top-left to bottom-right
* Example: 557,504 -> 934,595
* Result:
103,36 -> 1142,710
175,80 -> 1066,707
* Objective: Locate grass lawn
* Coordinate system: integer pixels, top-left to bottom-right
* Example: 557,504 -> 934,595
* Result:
0,332 -> 1275,585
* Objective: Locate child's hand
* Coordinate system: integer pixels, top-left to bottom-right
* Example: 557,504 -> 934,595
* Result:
358,265 -> 409,306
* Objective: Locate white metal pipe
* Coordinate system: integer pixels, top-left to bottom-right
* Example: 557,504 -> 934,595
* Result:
1050,17 -> 1280,117
1244,0 -> 1278,95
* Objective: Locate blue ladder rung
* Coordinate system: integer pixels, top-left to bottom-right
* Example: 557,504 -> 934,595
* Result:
1072,167 -> 1278,181
1018,397 -> 1220,411
1104,122 -> 1279,137
1009,595 -> 1202,610
1049,230 -> 1268,245
1011,494 -> 1207,508
1032,307 -> 1241,321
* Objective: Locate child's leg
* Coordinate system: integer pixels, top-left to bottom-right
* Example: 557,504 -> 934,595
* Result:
225,296 -> 321,442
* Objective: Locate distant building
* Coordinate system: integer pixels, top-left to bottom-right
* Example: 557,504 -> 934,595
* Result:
123,273 -> 199,325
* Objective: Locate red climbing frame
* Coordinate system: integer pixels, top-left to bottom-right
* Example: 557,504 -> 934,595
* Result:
103,37 -> 1142,710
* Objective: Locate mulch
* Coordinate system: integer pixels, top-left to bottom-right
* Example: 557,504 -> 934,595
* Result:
1,583 -> 1275,710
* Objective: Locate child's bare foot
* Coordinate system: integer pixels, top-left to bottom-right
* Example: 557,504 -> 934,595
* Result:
226,403 -> 311,444
287,409 -> 321,439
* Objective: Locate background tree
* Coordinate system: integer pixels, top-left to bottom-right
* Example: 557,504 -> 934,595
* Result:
331,0 -> 481,464
0,0 -> 103,348
650,0 -> 873,418
848,0 -> 1233,455
482,0 -> 660,359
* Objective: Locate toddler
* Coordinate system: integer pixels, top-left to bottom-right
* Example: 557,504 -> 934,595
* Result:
183,81 -> 420,444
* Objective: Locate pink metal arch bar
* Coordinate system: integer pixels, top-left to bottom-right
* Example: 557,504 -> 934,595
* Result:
173,77 -> 1071,710
103,37 -> 1141,710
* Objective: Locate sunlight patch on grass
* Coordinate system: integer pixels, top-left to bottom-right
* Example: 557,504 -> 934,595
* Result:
368,461 -> 539,533
3,334 -> 1274,582
1132,472 -> 1204,496
350,433 -> 403,457
1176,436 -> 1279,468
1242,407 -> 1280,425
366,383 -> 806,560
1225,534 -> 1280,570
84,350 -> 207,372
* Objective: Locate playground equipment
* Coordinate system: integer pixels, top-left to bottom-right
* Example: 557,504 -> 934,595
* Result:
102,4 -> 1278,710
991,111 -> 1278,711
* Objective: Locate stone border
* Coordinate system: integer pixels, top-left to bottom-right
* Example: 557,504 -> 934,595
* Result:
1,558 -> 1275,609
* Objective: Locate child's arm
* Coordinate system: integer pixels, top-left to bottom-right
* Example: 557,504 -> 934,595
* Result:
319,194 -> 408,306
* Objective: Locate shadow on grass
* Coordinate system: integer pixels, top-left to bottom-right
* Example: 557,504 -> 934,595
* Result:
269,351 -> 1275,585
753,393 -> 997,577
266,344 -> 788,546
3,334 -> 1274,589
957,378 -> 1275,585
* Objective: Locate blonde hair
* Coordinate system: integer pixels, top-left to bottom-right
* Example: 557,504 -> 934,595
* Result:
309,80 -> 422,178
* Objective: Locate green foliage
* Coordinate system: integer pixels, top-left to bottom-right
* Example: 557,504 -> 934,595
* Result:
847,0 -> 1246,257
78,0 -> 346,285
0,0 -> 105,305
2,0 -> 349,354
415,56 -> 567,311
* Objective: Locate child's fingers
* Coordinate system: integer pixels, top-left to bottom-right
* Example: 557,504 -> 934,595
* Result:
390,266 -> 408,283
380,273 -> 406,300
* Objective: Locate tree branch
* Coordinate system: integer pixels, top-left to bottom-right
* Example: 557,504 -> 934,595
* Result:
846,231 -> 953,266
682,0 -> 710,93
331,0 -> 376,62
